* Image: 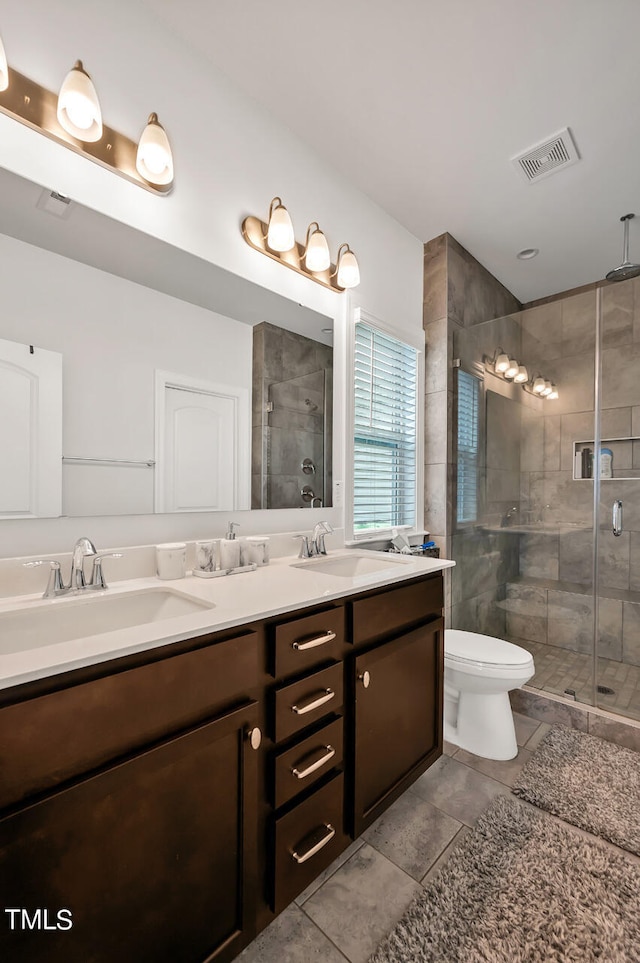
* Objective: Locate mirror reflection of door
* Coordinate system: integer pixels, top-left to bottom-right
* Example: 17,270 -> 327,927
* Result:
156,373 -> 249,512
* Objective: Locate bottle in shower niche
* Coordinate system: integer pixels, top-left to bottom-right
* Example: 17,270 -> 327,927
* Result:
600,447 -> 613,479
219,521 -> 241,569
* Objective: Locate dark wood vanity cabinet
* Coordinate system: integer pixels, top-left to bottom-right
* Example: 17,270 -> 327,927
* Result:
0,570 -> 444,962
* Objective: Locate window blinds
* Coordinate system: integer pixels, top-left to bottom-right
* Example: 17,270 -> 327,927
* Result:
456,368 -> 479,524
353,322 -> 418,534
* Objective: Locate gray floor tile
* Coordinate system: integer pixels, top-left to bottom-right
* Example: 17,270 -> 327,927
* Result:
303,843 -> 421,963
421,825 -> 472,884
237,903 -> 347,963
442,740 -> 458,756
362,789 -> 461,881
453,746 -> 533,787
524,721 -> 553,750
296,839 -> 365,905
513,711 -> 541,746
409,754 -> 510,826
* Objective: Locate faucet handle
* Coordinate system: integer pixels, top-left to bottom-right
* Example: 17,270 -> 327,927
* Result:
293,534 -> 313,559
23,559 -> 67,597
90,553 -> 123,590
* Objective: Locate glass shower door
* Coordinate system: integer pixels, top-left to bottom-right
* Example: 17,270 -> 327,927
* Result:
595,279 -> 640,721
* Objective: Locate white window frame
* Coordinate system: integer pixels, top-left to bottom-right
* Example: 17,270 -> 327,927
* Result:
345,308 -> 424,543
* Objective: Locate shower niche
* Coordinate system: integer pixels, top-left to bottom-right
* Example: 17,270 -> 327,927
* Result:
251,322 -> 333,509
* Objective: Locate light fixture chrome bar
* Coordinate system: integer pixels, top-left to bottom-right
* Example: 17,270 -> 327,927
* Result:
62,456 -> 156,468
0,66 -> 172,194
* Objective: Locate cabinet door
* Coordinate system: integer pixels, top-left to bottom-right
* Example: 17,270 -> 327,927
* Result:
352,619 -> 443,836
0,702 -> 260,963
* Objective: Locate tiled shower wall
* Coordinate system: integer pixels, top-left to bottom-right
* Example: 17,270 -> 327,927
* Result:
252,323 -> 333,510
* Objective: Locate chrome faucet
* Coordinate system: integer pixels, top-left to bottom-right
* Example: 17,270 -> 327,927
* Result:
293,521 -> 334,559
500,506 -> 518,528
24,537 -> 122,598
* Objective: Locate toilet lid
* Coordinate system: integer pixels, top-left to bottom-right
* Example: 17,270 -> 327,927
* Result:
445,629 -> 533,669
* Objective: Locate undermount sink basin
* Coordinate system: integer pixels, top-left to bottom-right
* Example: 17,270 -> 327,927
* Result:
291,553 -> 412,578
0,588 -> 215,656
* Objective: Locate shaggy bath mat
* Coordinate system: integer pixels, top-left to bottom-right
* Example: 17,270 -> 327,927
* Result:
369,795 -> 640,963
512,725 -> 640,855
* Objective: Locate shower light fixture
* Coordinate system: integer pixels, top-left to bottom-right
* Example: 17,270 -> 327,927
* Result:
0,34 -> 174,193
242,199 -> 360,292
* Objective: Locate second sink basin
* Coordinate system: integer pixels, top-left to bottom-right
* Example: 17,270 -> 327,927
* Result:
0,588 -> 215,656
291,552 -> 413,578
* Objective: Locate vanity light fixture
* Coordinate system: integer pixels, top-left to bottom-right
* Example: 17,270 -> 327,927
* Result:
57,60 -> 102,142
485,351 -> 558,400
266,198 -> 295,252
540,380 -> 553,397
504,358 -> 520,379
547,384 -> 559,400
0,33 -> 8,92
532,376 -> 546,394
303,222 -> 331,272
0,35 -> 174,193
514,365 -> 529,384
494,352 -> 510,373
242,199 -> 360,292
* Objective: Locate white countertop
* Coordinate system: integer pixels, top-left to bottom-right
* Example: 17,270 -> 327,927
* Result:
0,550 -> 454,691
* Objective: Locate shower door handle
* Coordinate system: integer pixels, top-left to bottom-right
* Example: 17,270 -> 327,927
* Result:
612,500 -> 623,537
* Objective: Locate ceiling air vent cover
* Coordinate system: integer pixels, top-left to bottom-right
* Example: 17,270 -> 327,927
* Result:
512,128 -> 580,183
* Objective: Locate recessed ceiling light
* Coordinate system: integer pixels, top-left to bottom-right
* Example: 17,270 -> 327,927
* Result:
517,247 -> 539,260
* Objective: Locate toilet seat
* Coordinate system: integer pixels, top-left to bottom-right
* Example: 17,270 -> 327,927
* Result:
445,629 -> 533,670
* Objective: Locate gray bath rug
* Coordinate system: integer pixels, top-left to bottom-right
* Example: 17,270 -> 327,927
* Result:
512,724 -> 640,855
369,795 -> 640,963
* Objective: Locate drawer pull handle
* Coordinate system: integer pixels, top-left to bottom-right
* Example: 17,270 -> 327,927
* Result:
291,745 -> 336,779
292,630 -> 337,651
291,688 -> 335,715
291,823 -> 336,864
358,670 -> 371,689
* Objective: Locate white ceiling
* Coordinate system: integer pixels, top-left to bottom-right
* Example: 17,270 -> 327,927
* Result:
142,0 -> 640,304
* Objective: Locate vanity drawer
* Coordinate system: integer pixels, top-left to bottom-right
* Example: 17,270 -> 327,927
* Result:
272,772 -> 347,913
0,630 -> 259,811
272,662 -> 343,743
272,716 -> 343,809
351,575 -> 443,646
271,606 -> 345,678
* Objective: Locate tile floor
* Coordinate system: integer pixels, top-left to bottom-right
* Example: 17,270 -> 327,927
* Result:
237,713 -> 570,963
516,637 -> 640,719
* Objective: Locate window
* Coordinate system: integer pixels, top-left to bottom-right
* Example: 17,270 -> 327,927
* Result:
456,368 -> 480,524
352,320 -> 419,536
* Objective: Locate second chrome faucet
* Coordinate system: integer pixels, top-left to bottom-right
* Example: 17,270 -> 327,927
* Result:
295,521 -> 334,559
25,537 -> 122,598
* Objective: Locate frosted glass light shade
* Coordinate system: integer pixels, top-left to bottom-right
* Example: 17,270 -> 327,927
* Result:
504,359 -> 519,379
547,385 -> 559,400
267,200 -> 295,252
495,353 -> 510,372
304,226 -> 330,272
514,365 -> 528,383
337,246 -> 360,288
532,377 -> 546,394
0,33 -> 8,92
57,61 -> 102,142
136,113 -> 174,187
541,381 -> 553,396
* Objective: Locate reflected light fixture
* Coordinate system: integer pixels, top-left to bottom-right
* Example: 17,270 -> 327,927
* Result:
0,33 -> 8,92
242,200 -> 360,292
532,376 -> 546,394
303,222 -> 331,272
504,358 -> 519,379
335,243 -> 360,289
56,60 -> 103,142
540,380 -> 553,397
514,365 -> 529,383
495,352 -> 510,373
547,385 -> 559,400
267,197 -> 295,252
136,113 -> 174,187
0,35 -> 173,193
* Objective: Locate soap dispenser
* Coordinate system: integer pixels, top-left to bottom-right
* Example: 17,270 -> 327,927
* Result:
220,521 -> 241,570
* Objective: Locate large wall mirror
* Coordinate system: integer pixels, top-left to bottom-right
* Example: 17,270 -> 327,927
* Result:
0,167 -> 334,518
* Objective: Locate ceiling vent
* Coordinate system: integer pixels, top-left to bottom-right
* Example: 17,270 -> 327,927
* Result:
511,128 -> 580,184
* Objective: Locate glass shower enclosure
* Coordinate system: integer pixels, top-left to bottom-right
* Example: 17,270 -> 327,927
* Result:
450,275 -> 640,723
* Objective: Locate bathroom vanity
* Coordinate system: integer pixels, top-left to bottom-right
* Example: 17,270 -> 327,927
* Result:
0,553 -> 449,962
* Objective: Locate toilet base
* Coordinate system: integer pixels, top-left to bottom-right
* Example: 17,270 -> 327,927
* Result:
445,690 -> 518,761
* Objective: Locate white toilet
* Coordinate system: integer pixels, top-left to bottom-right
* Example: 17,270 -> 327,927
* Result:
444,629 -> 535,761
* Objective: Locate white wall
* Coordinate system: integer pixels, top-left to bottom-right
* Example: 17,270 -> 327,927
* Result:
0,0 -> 424,557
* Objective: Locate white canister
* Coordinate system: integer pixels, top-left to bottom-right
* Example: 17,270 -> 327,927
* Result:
244,536 -> 270,566
156,542 -> 187,580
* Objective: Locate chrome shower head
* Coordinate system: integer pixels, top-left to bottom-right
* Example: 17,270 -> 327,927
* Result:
606,213 -> 640,282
